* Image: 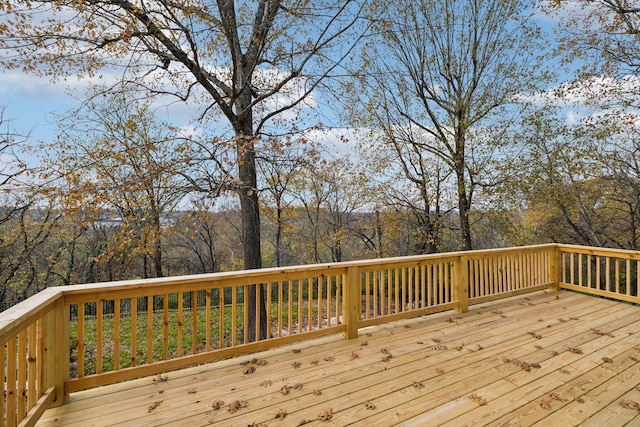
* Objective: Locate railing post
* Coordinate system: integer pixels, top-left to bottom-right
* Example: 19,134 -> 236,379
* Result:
549,245 -> 560,291
43,297 -> 69,407
454,254 -> 469,313
344,267 -> 360,339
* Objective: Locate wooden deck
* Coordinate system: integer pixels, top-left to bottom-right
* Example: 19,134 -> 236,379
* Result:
36,290 -> 640,426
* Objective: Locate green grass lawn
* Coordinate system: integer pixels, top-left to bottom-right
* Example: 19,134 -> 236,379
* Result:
69,301 -> 328,377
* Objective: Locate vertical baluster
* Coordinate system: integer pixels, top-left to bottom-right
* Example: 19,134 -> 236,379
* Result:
482,258 -> 489,295
243,285 -> 249,344
27,324 -> 36,412
96,301 -> 103,374
17,330 -> 26,423
373,270 -> 380,316
163,294 -> 169,359
77,304 -> 85,378
387,268 -> 393,314
256,284 -> 261,341
439,262 -> 445,303
231,287 -> 238,345
570,252 -> 575,285
36,318 -> 44,397
326,277 -> 331,326
267,283 -> 273,338
219,288 -> 225,349
206,290 -> 211,351
289,279 -> 303,335
616,259 -> 621,294
177,293 -> 184,356
472,259 -> 479,298
317,277 -> 322,328
426,264 -> 433,306
490,257 -> 497,294
192,291 -> 198,354
626,259 -> 631,295
605,257 -> 611,292
336,274 -> 341,325
0,341 -> 5,426
401,267 -> 407,312
506,255 -> 512,292
7,338 -> 16,427
277,282 -> 283,338
578,253 -> 583,287
519,253 -> 525,290
394,268 -> 400,314
365,272 -> 371,320
148,295 -> 154,363
445,262 -> 451,303
130,298 -> 137,367
420,265 -> 426,309
114,299 -> 120,370
307,277 -> 313,331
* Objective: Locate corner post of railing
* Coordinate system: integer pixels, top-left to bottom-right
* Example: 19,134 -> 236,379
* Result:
454,254 -> 469,313
344,266 -> 360,339
43,295 -> 69,407
549,245 -> 560,291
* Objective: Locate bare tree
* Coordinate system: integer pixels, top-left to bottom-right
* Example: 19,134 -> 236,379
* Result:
45,95 -> 189,279
544,0 -> 640,77
2,0 -> 368,339
351,0 -> 548,250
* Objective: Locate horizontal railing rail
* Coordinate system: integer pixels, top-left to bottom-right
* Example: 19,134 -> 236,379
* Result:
0,242 -> 583,426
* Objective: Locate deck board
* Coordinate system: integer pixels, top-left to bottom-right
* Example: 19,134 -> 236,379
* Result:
36,290 -> 640,426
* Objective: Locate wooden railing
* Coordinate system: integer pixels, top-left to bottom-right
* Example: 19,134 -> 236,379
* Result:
0,243 -> 572,426
558,244 -> 640,304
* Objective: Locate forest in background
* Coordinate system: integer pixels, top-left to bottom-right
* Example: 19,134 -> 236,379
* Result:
0,0 -> 638,307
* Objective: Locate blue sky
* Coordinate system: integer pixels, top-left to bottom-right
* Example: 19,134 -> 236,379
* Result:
0,3 -> 596,164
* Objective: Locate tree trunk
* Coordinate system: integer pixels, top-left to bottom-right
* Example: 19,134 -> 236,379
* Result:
454,142 -> 472,251
235,91 -> 267,340
153,209 -> 163,278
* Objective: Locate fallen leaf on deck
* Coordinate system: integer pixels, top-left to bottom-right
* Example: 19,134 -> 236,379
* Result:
470,394 -> 487,406
620,400 -> 640,411
148,401 -> 163,412
152,374 -> 168,384
317,408 -> 333,421
538,400 -> 551,410
551,392 -> 569,402
227,400 -> 248,413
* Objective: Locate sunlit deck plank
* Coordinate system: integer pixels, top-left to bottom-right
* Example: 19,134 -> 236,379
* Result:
37,290 -> 640,426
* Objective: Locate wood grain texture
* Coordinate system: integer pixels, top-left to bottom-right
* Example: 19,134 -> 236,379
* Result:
36,290 -> 640,426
